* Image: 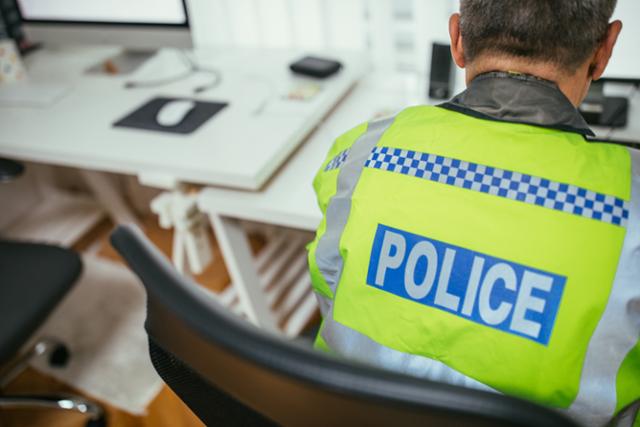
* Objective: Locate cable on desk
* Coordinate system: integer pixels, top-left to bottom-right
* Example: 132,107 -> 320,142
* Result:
246,75 -> 277,115
124,50 -> 222,94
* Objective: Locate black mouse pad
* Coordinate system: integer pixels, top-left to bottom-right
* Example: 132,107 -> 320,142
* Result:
113,97 -> 228,135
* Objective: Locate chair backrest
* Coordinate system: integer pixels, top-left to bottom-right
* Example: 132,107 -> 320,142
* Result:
110,224 -> 580,427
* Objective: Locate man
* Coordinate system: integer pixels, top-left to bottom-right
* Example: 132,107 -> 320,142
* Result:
307,1 -> 639,425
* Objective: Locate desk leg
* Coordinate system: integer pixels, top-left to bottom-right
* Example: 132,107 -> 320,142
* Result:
80,170 -> 143,229
209,214 -> 279,333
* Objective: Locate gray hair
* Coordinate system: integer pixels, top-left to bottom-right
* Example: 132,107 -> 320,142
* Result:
459,0 -> 618,72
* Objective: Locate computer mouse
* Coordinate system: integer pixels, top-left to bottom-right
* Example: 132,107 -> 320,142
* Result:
156,100 -> 196,127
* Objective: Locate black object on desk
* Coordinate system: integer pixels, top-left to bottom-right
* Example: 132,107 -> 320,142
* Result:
579,81 -> 629,128
428,43 -> 455,100
586,137 -> 640,150
113,97 -> 228,135
290,56 -> 342,79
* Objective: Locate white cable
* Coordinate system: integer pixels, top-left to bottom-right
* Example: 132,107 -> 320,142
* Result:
124,50 -> 222,94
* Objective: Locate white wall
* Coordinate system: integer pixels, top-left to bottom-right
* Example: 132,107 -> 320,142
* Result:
606,0 -> 640,79
187,0 -> 458,74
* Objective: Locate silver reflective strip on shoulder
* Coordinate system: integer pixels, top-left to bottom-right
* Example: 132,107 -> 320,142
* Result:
314,117 -> 395,295
324,149 -> 350,171
321,305 -> 496,393
314,292 -> 332,318
568,147 -> 640,427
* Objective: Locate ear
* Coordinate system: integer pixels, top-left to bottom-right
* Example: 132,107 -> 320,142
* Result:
449,13 -> 465,68
591,20 -> 622,81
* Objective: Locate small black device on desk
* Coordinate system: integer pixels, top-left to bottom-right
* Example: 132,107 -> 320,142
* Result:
579,81 -> 629,128
289,56 -> 342,79
586,137 -> 640,149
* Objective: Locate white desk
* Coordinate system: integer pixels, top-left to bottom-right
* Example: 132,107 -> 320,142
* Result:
197,73 -> 640,331
198,76 -> 640,230
198,73 -> 426,229
0,45 -> 366,336
197,73 -> 433,331
0,46 -> 366,190
4,49 -> 635,333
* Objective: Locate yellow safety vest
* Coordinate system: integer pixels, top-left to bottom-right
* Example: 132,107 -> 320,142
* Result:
307,73 -> 640,426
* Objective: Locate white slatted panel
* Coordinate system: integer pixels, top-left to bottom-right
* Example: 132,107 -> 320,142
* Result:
391,0 -> 418,71
256,0 -> 293,48
188,0 -> 457,74
414,0 -> 455,73
365,0 -> 395,71
225,0 -> 261,46
288,0 -> 326,49
324,0 -> 366,50
186,0 -> 231,46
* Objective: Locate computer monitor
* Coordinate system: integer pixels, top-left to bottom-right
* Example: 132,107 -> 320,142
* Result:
15,0 -> 192,73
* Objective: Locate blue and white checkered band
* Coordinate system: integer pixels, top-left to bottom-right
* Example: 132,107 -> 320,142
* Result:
324,149 -> 350,171
365,146 -> 630,227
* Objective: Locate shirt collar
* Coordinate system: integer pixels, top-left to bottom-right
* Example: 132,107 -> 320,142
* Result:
440,71 -> 595,137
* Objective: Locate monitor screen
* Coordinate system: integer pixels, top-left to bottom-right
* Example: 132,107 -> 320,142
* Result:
603,0 -> 640,80
16,0 -> 188,26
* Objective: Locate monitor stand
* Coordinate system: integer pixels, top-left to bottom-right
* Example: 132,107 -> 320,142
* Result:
85,50 -> 157,76
579,81 -> 629,128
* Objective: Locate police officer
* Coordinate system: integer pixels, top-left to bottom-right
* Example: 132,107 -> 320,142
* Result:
307,1 -> 638,425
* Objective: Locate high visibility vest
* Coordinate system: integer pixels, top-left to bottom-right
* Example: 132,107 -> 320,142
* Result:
307,105 -> 640,426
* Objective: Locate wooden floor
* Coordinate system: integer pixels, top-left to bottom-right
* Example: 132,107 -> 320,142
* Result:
0,216 -> 267,427
1,368 -> 203,427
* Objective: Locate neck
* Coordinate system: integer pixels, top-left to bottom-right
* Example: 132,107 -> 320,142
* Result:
466,56 -> 591,107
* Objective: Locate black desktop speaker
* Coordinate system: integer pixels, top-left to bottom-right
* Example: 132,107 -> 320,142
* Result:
428,43 -> 455,100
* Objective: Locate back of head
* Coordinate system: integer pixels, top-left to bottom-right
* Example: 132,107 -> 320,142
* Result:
459,0 -> 618,73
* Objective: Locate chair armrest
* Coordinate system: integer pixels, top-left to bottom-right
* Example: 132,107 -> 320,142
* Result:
0,395 -> 105,426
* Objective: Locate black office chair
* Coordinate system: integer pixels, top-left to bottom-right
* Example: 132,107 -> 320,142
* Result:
110,224 -> 580,427
0,158 -> 105,426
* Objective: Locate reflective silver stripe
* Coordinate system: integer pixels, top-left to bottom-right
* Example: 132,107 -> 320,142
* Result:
314,291 -> 331,318
314,117 -> 395,295
568,148 -> 640,427
321,307 -> 497,393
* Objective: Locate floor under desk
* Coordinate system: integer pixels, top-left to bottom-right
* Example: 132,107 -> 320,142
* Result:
0,215 -> 320,427
1,368 -> 203,427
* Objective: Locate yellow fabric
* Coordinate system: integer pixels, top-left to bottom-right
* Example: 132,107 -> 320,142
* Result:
309,105 -> 632,409
307,122 -> 369,300
616,341 -> 640,418
313,321 -> 332,353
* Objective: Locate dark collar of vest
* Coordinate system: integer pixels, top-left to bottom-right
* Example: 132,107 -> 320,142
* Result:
439,71 -> 595,137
